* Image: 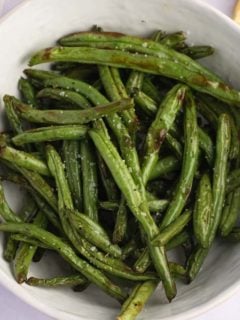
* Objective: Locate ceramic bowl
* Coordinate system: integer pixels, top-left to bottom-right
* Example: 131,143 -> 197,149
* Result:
0,0 -> 240,319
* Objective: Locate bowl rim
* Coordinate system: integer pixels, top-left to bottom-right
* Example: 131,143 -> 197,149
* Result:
1,0 -> 240,319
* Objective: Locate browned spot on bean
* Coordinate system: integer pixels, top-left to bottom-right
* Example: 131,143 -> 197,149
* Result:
154,129 -> 167,150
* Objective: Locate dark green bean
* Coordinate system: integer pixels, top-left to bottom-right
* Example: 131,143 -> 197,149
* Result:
26,274 -> 87,287
160,91 -> 199,229
207,114 -> 231,247
148,156 -> 179,181
193,173 -> 213,248
63,140 -> 83,211
187,247 -> 209,282
219,187 -> 240,237
152,209 -> 191,246
0,143 -> 50,176
16,167 -> 58,212
180,46 -> 214,60
18,77 -> 37,106
80,139 -> 98,221
14,211 -> 48,283
165,133 -> 183,159
97,153 -> 119,201
37,88 -> 91,109
6,94 -> 133,125
113,196 -> 128,244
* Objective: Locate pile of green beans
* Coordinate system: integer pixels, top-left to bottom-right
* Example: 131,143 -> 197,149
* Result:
0,27 -> 240,320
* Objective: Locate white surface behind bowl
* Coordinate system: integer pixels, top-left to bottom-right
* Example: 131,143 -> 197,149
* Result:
0,0 -> 240,319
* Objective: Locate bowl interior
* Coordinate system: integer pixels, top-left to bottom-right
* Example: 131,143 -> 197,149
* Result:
0,0 -> 240,319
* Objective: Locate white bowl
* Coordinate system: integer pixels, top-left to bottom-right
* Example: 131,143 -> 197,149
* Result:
1,0 -> 240,319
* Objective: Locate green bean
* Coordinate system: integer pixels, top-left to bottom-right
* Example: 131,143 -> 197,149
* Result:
97,153 -> 119,201
3,95 -> 24,134
0,144 -> 50,176
117,280 -> 158,320
197,98 -> 218,127
193,173 -> 213,248
3,196 -> 38,262
160,31 -> 186,48
98,201 -> 128,211
99,66 -> 137,133
18,77 -> 37,106
206,114 -> 231,247
169,262 -> 187,280
3,236 -> 18,262
180,46 -> 214,60
226,169 -> 240,194
148,156 -> 179,181
0,180 -> 21,223
80,236 -> 156,280
134,91 -> 158,116
198,127 -> 214,165
11,234 -> 50,249
7,94 -> 133,125
99,199 -> 169,213
219,187 -> 240,237
187,247 -> 209,282
0,223 -> 127,302
89,128 -> 176,301
147,199 -> 169,212
31,33 -> 240,103
134,232 -> 190,273
113,196 -> 128,244
43,74 -> 108,105
58,32 -> 213,79
12,125 -> 87,146
31,192 -> 62,232
165,133 -> 183,159
126,71 -> 157,117
37,88 -> 91,109
46,144 -> 74,211
142,84 -> 187,185
142,78 -> 162,104
14,211 -> 48,283
24,68 -> 59,81
0,180 -> 32,261
68,209 -> 122,258
122,238 -> 138,260
126,71 -> 144,94
26,274 -> 87,287
16,167 -> 58,212
199,95 -> 239,160
152,209 -> 191,246
160,91 -> 199,229
63,140 -> 83,211
166,231 -> 190,251
80,139 -> 98,221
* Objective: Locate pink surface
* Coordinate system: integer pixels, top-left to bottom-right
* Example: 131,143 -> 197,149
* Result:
0,0 -> 239,319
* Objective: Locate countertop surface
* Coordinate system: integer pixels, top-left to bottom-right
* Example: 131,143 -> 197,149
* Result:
0,0 -> 239,319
